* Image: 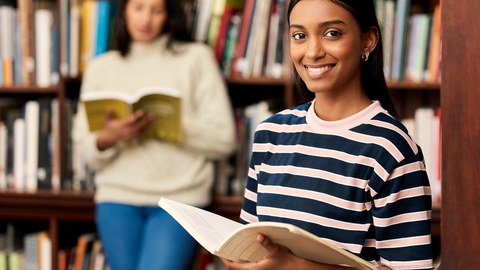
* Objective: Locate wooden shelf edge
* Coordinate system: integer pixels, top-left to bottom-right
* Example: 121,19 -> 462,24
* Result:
387,81 -> 441,90
0,189 -> 95,221
0,86 -> 60,94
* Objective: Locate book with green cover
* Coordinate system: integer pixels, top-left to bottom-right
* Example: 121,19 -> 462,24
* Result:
81,86 -> 182,144
158,197 -> 376,270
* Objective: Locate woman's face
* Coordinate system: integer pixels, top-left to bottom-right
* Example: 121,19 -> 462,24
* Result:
289,0 -> 367,97
125,0 -> 167,43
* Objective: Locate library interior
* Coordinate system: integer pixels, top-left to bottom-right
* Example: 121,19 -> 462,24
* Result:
0,0 -> 479,269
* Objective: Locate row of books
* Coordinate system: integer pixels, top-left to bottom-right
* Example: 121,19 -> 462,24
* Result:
0,0 -> 59,87
59,233 -> 109,270
0,97 -> 93,192
0,224 -> 52,270
402,106 -> 442,208
0,224 -> 109,270
1,0 -> 441,87
0,98 -> 61,191
0,0 -> 116,87
376,0 -> 442,83
190,0 -> 289,78
213,100 -> 274,196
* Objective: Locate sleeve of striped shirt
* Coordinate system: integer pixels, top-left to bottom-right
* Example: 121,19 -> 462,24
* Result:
370,150 -> 434,269
240,150 -> 261,224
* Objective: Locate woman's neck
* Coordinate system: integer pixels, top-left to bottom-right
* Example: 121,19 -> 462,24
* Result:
313,92 -> 372,121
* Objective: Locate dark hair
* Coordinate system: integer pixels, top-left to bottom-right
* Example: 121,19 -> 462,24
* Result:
287,0 -> 397,117
112,0 -> 193,56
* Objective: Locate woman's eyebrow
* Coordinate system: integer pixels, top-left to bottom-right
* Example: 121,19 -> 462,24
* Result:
290,19 -> 346,30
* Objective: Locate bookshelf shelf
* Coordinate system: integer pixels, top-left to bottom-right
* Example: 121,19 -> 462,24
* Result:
0,190 -> 95,221
387,81 -> 440,91
225,76 -> 291,86
0,86 -> 60,95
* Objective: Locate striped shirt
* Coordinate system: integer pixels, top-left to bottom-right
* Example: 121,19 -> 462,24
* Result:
240,100 -> 433,270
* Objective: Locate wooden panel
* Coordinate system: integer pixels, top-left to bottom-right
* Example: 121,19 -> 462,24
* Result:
440,0 -> 480,268
0,190 -> 95,221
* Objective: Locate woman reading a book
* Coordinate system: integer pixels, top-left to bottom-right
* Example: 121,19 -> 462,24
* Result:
72,0 -> 236,269
222,0 -> 434,269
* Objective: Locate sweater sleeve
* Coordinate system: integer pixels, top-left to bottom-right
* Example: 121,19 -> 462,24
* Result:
71,60 -> 120,171
181,45 -> 236,160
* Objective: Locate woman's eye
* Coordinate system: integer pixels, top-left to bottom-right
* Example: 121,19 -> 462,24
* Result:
291,32 -> 306,40
325,30 -> 342,38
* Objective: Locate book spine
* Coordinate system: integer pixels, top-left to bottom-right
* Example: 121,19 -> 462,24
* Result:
391,0 -> 411,81
37,98 -> 52,189
35,9 -> 53,87
95,0 -> 111,56
24,100 -> 39,190
0,6 -> 15,86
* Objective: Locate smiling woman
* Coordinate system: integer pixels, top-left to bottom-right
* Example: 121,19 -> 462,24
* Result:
222,1 -> 434,270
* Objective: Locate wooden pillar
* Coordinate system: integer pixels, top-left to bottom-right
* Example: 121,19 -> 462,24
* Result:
440,0 -> 480,268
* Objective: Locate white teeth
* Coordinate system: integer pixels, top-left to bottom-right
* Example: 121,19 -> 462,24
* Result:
307,65 -> 331,72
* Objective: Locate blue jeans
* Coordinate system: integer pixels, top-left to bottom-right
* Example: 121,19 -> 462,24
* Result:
96,202 -> 198,270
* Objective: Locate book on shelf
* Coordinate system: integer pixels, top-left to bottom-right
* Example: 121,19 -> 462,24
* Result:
35,8 -> 54,87
13,118 -> 25,189
24,100 -> 39,190
192,0 -> 213,42
73,232 -> 95,270
266,0 -> 286,78
206,0 -> 227,48
0,4 -> 15,86
381,0 -> 395,79
214,0 -> 245,63
69,0 -> 81,77
24,230 -> 52,270
17,0 -> 36,86
37,98 -> 52,189
0,122 -> 6,188
38,231 -> 52,270
427,3 -> 441,83
405,13 -> 431,82
81,86 -> 182,144
390,0 -> 411,81
158,197 -> 375,270
231,0 -> 255,76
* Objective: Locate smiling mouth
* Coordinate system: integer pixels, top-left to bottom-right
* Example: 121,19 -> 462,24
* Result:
304,64 -> 335,77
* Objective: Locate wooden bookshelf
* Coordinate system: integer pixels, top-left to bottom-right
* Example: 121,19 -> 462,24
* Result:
0,190 -> 95,270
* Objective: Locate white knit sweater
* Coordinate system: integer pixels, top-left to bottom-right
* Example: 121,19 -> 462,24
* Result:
72,35 -> 236,206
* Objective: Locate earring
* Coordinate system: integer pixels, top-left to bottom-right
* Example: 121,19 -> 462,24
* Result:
361,52 -> 370,62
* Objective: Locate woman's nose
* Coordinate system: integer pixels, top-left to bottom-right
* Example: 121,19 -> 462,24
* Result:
305,39 -> 326,59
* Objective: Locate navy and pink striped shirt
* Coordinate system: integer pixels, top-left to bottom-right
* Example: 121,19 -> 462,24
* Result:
240,100 -> 433,269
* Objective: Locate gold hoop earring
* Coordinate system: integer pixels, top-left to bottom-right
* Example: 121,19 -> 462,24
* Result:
361,52 -> 370,62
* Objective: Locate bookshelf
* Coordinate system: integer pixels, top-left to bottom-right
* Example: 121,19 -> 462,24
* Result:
1,0 -> 478,268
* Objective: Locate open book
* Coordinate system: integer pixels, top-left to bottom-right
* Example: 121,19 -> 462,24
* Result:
158,197 -> 375,270
81,86 -> 182,144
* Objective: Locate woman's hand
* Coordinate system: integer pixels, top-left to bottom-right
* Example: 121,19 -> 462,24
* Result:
96,109 -> 155,151
221,234 -> 386,270
221,233 -> 310,270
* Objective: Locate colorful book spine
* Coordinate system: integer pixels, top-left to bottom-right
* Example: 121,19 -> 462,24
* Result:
95,0 -> 112,56
391,0 -> 411,81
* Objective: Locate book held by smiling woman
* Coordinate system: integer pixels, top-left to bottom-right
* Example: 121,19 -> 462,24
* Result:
158,197 -> 375,270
